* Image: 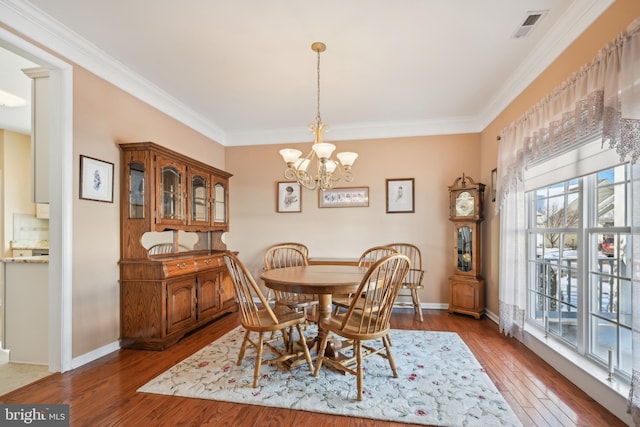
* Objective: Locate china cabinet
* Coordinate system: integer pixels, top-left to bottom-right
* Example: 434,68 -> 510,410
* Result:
447,174 -> 485,319
118,142 -> 235,350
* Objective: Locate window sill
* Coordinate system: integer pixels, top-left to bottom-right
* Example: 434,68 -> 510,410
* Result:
523,320 -> 631,424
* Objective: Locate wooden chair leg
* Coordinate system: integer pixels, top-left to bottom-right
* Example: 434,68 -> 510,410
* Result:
313,333 -> 330,377
355,340 -> 363,401
295,324 -> 314,371
382,334 -> 399,378
411,288 -> 423,322
252,332 -> 265,388
237,329 -> 251,365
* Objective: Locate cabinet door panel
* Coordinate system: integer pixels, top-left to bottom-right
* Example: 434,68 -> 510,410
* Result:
197,270 -> 220,319
219,271 -> 235,309
167,279 -> 196,334
451,282 -> 477,309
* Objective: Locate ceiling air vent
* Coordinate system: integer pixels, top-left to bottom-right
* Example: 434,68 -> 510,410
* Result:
512,10 -> 548,39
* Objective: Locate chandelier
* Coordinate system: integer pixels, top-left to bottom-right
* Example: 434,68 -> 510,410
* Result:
280,42 -> 358,191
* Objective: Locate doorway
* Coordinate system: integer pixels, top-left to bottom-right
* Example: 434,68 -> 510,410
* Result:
0,25 -> 73,375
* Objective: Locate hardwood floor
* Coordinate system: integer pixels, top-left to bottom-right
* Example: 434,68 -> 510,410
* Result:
0,310 -> 626,426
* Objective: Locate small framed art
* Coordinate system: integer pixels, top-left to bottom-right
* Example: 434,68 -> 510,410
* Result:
319,187 -> 369,208
277,182 -> 301,212
80,155 -> 114,203
386,178 -> 414,213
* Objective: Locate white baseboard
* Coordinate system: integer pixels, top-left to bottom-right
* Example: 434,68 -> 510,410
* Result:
70,341 -> 120,370
393,298 -> 448,310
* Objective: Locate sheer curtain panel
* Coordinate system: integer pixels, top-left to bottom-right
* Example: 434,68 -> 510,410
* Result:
496,17 -> 640,424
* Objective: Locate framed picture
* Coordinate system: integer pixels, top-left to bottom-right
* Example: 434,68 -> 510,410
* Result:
319,187 -> 369,208
80,155 -> 114,203
491,168 -> 497,202
277,182 -> 301,212
386,178 -> 414,213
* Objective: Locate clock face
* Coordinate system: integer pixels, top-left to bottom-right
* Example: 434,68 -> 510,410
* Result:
455,191 -> 475,216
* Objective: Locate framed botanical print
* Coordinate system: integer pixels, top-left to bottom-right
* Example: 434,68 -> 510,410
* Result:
319,187 -> 369,208
386,178 -> 414,213
277,181 -> 301,212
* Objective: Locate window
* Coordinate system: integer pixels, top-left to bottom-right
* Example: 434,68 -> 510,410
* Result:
526,164 -> 632,379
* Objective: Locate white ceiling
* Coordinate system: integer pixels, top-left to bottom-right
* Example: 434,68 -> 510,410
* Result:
0,0 -> 613,145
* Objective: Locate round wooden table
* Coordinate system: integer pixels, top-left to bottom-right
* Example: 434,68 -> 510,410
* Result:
260,264 -> 366,355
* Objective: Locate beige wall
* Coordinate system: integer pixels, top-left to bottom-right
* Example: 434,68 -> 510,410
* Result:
4,0 -> 639,364
479,0 -> 640,314
0,130 -> 33,258
225,134 -> 481,306
71,66 -> 226,357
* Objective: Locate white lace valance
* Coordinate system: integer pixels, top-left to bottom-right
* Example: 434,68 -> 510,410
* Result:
497,17 -> 640,212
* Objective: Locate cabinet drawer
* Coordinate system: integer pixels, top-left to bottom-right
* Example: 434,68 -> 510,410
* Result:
196,256 -> 224,270
163,259 -> 196,277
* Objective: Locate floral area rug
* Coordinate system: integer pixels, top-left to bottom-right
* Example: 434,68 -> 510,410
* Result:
138,326 -> 522,426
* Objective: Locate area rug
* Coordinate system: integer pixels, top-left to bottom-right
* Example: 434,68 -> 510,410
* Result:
138,326 -> 522,426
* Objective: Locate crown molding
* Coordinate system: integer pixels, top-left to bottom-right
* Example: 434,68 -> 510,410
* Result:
0,0 -> 613,146
476,0 -> 614,130
226,115 -> 483,146
0,0 -> 227,145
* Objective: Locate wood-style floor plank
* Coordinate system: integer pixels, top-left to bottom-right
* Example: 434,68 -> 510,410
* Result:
0,310 -> 627,426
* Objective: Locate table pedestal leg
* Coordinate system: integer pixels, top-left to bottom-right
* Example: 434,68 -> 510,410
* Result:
310,294 -> 339,358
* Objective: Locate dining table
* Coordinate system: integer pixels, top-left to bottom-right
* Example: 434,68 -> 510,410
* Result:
260,264 -> 367,357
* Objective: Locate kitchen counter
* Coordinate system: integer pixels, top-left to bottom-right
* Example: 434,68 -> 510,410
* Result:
2,255 -> 49,264
10,240 -> 49,250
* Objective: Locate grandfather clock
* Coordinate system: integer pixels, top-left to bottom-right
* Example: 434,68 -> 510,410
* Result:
448,174 -> 485,319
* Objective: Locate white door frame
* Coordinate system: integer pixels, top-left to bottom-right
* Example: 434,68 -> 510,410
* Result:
0,25 -> 73,373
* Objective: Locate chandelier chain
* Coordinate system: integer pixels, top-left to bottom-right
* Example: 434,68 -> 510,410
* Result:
316,46 -> 322,126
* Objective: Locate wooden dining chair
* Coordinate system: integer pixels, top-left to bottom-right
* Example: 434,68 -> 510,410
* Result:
332,245 -> 397,315
313,253 -> 411,400
223,253 -> 314,387
386,243 -> 425,322
264,244 -> 318,321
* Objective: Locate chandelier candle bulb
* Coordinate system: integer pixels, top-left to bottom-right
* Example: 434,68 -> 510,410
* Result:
311,142 -> 336,159
337,152 -> 358,167
325,160 -> 337,173
295,158 -> 310,172
280,149 -> 302,165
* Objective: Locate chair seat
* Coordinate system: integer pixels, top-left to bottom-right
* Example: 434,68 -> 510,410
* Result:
276,293 -> 319,309
332,295 -> 352,307
318,313 -> 389,341
245,305 -> 306,332
402,282 -> 424,290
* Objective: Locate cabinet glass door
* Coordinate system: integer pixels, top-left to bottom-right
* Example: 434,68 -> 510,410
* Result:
457,225 -> 473,272
213,182 -> 226,224
191,174 -> 209,223
128,162 -> 145,219
160,165 -> 183,220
